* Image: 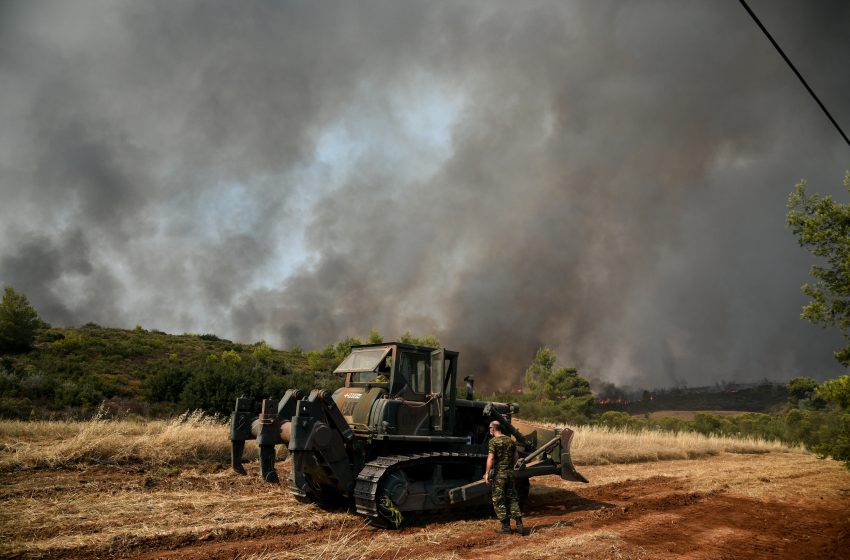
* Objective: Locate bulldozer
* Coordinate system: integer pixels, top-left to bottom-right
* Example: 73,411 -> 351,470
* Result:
230,342 -> 588,527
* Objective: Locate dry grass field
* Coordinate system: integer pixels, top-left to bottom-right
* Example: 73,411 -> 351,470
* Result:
645,410 -> 751,420
1,415 -> 848,559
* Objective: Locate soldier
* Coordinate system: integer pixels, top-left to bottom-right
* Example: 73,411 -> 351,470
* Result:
463,375 -> 474,400
484,420 -> 525,535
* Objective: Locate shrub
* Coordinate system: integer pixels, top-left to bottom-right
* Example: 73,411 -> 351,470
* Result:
252,341 -> 273,364
0,287 -> 42,354
197,333 -> 221,341
146,366 -> 193,403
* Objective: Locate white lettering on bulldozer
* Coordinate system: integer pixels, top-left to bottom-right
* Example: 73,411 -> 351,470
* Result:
344,393 -> 362,399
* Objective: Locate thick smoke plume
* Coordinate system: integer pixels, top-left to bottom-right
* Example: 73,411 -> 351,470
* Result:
1,0 -> 849,389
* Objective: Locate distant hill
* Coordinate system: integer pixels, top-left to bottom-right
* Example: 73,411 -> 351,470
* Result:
593,383 -> 789,415
0,325 -> 343,419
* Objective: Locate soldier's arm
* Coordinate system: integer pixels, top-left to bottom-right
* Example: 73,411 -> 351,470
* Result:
484,452 -> 494,485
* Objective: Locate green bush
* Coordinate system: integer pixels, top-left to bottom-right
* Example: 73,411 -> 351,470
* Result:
180,366 -> 248,416
0,287 -> 43,354
197,333 -> 223,341
146,365 -> 193,403
818,376 -> 850,409
812,412 -> 850,465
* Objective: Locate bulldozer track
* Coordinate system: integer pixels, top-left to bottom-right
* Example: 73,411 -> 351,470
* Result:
354,451 -> 490,526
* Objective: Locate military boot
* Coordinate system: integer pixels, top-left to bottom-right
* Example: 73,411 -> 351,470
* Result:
515,518 -> 526,536
496,519 -> 512,534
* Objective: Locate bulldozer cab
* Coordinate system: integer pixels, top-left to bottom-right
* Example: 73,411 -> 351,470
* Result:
335,343 -> 459,434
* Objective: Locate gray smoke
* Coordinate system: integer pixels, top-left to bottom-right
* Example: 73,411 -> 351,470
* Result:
1,0 -> 848,390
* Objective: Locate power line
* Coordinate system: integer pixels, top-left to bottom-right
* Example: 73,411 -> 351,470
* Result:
739,0 -> 850,149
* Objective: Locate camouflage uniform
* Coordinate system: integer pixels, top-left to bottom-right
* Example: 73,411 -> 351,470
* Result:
488,434 -> 521,521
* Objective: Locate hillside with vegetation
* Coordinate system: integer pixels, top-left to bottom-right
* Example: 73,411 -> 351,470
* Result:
0,323 -> 355,419
0,289 -> 439,421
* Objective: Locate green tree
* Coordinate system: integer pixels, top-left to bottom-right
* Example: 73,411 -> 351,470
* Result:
307,350 -> 334,373
398,331 -> 440,348
368,328 -> 383,344
521,346 -> 593,421
524,346 -> 557,398
787,173 -> 850,470
334,336 -> 362,363
146,364 -> 192,403
220,350 -> 242,368
787,172 -> 850,364
544,366 -> 591,401
0,286 -> 43,354
252,341 -> 273,364
787,376 -> 819,406
818,375 -> 850,410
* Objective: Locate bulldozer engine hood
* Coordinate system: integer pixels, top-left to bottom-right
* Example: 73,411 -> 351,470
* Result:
334,386 -> 386,428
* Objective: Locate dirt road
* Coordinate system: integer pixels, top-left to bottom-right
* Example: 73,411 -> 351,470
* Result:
3,452 -> 848,559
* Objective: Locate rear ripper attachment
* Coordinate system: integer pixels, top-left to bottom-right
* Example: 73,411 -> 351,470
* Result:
229,342 -> 588,526
231,388 -> 356,500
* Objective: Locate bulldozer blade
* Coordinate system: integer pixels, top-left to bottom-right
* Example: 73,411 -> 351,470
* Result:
559,428 -> 588,483
448,479 -> 490,504
231,439 -> 247,475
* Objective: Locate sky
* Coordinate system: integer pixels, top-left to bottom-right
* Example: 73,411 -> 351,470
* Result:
1,0 -> 849,390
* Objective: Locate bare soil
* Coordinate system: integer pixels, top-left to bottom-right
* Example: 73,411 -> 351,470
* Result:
2,452 -> 848,559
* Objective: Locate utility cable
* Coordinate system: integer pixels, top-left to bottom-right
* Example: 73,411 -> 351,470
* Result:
739,0 -> 850,149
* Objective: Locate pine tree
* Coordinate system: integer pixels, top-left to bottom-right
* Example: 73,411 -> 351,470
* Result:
0,286 -> 43,354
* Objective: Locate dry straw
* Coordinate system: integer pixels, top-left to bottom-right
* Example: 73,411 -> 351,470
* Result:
1,413 -> 803,472
567,424 -> 804,465
0,409 -> 247,470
